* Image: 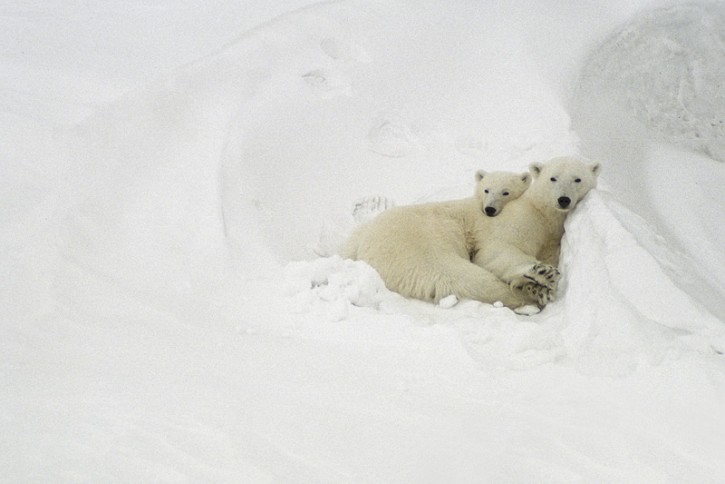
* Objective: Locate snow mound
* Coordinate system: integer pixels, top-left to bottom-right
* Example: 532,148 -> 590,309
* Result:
284,256 -> 572,370
559,190 -> 725,374
577,3 -> 725,161
287,189 -> 725,374
5,1 -> 725,481
285,255 -> 391,320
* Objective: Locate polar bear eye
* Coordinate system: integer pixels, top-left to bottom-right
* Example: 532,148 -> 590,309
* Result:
503,191 -> 510,196
550,177 -> 557,182
484,189 -> 489,194
574,178 -> 582,183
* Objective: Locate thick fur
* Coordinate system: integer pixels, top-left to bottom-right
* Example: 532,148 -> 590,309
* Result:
342,170 -> 532,308
476,170 -> 531,217
343,158 -> 600,309
472,157 -> 600,292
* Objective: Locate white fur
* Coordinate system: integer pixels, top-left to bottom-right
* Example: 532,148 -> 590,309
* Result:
473,157 -> 600,286
344,158 -> 600,309
342,170 -> 532,307
476,169 -> 531,217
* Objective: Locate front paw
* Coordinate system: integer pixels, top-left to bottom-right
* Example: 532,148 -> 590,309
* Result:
521,263 -> 560,290
527,282 -> 555,307
512,281 -> 556,307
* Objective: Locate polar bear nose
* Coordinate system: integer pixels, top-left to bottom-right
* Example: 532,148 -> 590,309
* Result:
484,206 -> 497,216
557,196 -> 571,209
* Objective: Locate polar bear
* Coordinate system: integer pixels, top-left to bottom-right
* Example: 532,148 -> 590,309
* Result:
342,169 -> 532,307
476,169 -> 531,217
472,157 -> 601,306
343,157 -> 600,311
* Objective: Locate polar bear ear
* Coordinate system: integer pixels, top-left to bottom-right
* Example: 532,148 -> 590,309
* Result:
520,172 -> 531,185
529,162 -> 543,179
590,162 -> 602,178
475,170 -> 487,182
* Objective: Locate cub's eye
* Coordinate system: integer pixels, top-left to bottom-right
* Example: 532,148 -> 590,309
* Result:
550,177 -> 557,182
574,178 -> 582,183
484,189 -> 489,194
502,191 -> 510,196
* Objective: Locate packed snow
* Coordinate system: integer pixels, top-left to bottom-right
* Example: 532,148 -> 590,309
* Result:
3,0 -> 725,481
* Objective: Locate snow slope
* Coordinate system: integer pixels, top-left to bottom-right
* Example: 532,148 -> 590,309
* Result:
3,0 -> 725,481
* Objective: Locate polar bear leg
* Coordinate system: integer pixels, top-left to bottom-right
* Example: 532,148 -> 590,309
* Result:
437,257 -> 530,309
476,244 -> 560,290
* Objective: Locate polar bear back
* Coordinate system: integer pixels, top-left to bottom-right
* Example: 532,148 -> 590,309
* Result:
343,198 -> 480,265
342,197 -> 501,302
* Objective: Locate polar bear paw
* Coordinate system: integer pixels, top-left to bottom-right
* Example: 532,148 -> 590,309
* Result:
521,282 -> 556,307
519,263 -> 560,290
511,280 -> 555,307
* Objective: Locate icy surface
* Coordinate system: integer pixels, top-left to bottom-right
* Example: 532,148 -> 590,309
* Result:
3,0 -> 725,481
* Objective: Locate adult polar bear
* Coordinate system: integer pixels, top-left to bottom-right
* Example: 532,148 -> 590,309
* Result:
343,157 -> 601,311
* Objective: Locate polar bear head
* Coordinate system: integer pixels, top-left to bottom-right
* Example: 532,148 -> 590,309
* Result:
475,170 -> 531,217
528,157 -> 601,212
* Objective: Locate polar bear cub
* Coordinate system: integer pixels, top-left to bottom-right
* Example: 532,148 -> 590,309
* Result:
342,170 -> 531,307
476,170 -> 531,217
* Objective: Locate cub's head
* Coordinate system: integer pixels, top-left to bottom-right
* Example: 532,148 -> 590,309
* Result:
529,157 -> 601,212
475,170 -> 531,217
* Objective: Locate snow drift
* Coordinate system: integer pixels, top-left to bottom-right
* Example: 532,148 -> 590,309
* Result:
3,0 -> 725,481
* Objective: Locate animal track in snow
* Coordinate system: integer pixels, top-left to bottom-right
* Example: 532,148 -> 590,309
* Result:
302,69 -> 351,98
367,113 -> 418,158
455,136 -> 487,158
352,196 -> 395,223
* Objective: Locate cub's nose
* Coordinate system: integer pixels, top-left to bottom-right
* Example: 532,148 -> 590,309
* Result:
484,206 -> 497,217
557,196 -> 571,209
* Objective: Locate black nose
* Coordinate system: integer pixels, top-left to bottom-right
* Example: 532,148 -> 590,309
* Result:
484,206 -> 497,216
558,196 -> 571,209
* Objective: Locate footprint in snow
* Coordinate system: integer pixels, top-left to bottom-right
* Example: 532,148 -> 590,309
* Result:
352,196 -> 395,224
367,113 -> 418,158
302,69 -> 351,98
455,136 -> 488,159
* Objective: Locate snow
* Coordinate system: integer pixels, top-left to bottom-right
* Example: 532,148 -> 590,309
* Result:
576,3 -> 725,162
3,0 -> 725,481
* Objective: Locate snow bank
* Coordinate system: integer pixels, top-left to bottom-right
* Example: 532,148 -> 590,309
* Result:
285,255 -> 391,320
577,3 -> 725,162
560,191 -> 725,375
3,0 -> 725,481
573,2 -> 725,320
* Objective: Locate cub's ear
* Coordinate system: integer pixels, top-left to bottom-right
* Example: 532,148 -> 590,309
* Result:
475,170 -> 487,182
529,162 -> 543,178
520,172 -> 531,185
590,162 -> 602,178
